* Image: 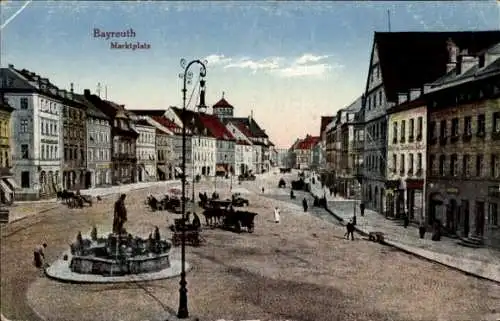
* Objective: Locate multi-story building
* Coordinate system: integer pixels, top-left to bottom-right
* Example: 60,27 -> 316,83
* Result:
132,119 -> 157,182
84,90 -> 138,185
0,93 -> 16,204
2,66 -> 63,200
386,93 -> 427,222
78,93 -> 112,188
426,42 -> 500,248
319,116 -> 334,173
274,148 -> 289,168
352,106 -> 365,190
295,135 -> 320,170
61,86 -> 87,190
324,117 -> 336,185
166,107 -> 213,177
199,112 -> 235,176
335,96 -> 363,198
362,31 -> 500,215
226,121 -> 254,175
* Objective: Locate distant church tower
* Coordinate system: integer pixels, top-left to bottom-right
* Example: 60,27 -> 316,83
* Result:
212,92 -> 234,120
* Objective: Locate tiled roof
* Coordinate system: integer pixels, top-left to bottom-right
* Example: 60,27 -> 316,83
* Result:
0,68 -> 37,91
126,109 -> 166,117
345,96 -> 363,113
373,31 -> 500,102
213,97 -> 234,109
198,113 -> 235,140
170,107 -> 211,137
226,117 -> 268,138
134,119 -> 154,127
75,94 -> 109,120
297,135 -> 320,150
320,116 -> 334,136
152,115 -> 184,135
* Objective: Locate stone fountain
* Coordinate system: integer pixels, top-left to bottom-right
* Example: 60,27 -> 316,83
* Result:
68,226 -> 172,276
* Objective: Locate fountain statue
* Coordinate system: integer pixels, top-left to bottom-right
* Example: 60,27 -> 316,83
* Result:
67,195 -> 172,276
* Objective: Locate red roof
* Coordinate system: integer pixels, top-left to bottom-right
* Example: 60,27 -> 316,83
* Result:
213,97 -> 233,109
152,116 -> 185,135
297,135 -> 320,150
198,113 -> 235,140
234,122 -> 254,138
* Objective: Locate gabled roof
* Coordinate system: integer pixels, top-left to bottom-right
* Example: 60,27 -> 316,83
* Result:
225,117 -> 268,138
320,116 -> 334,136
213,97 -> 234,109
372,31 -> 500,102
152,115 -> 184,136
345,96 -> 363,113
325,117 -> 337,133
126,109 -> 166,117
0,67 -> 37,91
170,107 -> 208,136
75,94 -> 109,120
134,119 -> 154,127
198,113 -> 235,141
297,135 -> 320,150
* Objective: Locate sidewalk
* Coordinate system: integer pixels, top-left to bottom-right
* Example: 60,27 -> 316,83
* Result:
310,182 -> 500,284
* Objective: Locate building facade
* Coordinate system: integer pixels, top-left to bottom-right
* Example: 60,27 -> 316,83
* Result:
226,122 -> 254,174
387,95 -> 427,222
133,119 -> 157,182
3,67 -> 63,200
0,94 -> 16,204
80,94 -> 112,188
61,87 -> 87,190
426,44 -> 500,248
324,118 -> 336,186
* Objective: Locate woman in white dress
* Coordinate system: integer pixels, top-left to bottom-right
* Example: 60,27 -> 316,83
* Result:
274,206 -> 281,223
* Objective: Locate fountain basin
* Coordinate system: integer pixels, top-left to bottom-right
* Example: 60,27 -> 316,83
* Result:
70,253 -> 171,276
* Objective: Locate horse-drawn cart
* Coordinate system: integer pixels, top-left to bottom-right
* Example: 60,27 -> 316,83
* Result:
170,218 -> 205,246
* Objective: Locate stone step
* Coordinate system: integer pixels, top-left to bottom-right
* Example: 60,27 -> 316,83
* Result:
457,240 -> 484,248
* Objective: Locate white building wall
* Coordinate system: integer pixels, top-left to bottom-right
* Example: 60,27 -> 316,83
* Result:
192,136 -> 216,176
387,105 -> 428,219
8,93 -> 62,198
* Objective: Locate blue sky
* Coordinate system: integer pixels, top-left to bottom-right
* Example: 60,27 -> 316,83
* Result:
1,1 -> 499,148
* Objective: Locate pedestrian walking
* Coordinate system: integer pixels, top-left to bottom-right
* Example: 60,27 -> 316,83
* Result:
302,198 -> 308,212
274,206 -> 281,223
333,186 -> 338,197
330,187 -> 333,196
360,202 -> 365,217
344,221 -> 355,240
34,243 -> 47,269
262,187 -> 265,194
403,213 -> 409,228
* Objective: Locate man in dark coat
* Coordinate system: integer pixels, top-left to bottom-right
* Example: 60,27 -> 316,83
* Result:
34,243 -> 47,268
360,202 -> 365,217
302,198 -> 308,212
113,194 -> 127,234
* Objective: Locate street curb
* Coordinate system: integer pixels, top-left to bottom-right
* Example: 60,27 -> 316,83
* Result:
7,205 -> 60,224
309,190 -> 500,285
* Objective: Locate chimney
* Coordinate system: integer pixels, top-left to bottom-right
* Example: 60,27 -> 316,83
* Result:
84,89 -> 91,97
409,88 -> 421,101
457,51 -> 479,75
8,64 -> 13,69
70,83 -> 74,93
446,38 -> 459,73
397,92 -> 408,105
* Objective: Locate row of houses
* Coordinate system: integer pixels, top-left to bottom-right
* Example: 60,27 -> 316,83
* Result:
298,30 -> 500,249
0,66 -> 276,202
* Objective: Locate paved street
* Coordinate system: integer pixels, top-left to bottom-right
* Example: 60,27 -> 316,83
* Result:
308,180 -> 500,283
1,172 -> 499,321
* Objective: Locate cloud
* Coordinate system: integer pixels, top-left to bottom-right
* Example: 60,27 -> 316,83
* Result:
204,53 -> 340,78
275,63 -> 340,78
204,54 -> 232,66
224,57 -> 282,73
294,54 -> 330,65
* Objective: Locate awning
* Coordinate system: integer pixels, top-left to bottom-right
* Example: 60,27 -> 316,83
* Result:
216,165 -> 226,172
0,179 -> 13,201
175,167 -> 183,174
5,178 -> 19,190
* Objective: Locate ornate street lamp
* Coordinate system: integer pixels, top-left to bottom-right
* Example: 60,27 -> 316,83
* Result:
176,58 -> 207,319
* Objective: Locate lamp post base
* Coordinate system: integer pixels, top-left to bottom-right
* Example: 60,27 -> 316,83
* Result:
177,273 -> 189,318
